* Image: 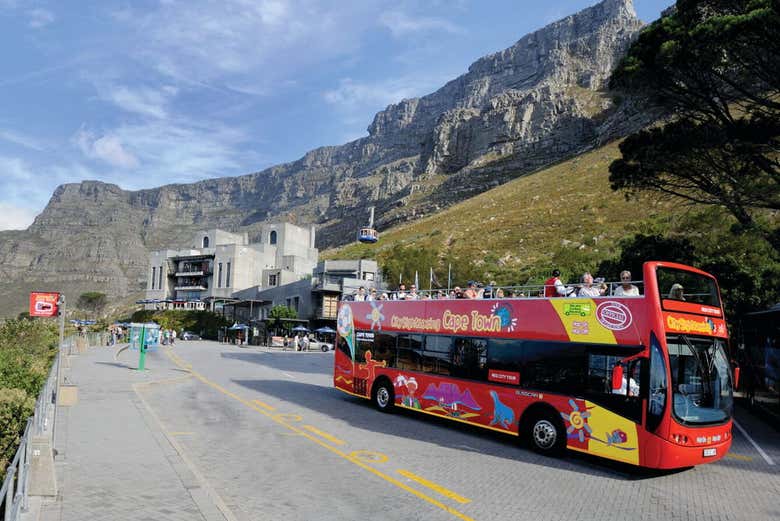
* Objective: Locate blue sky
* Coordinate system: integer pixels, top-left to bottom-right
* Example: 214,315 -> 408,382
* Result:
0,0 -> 670,230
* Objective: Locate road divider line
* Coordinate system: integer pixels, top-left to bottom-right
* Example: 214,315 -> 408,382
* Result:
164,348 -> 477,521
396,469 -> 472,504
303,425 -> 346,446
725,453 -> 753,462
253,400 -> 276,411
733,419 -> 775,465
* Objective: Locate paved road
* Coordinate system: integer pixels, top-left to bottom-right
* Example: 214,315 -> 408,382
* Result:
134,342 -> 780,521
125,340 -> 780,521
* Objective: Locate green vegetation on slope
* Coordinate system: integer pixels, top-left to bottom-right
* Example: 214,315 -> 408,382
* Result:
0,318 -> 58,479
324,139 -> 779,317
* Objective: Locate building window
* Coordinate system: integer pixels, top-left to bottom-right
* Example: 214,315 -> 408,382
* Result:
151,267 -> 156,289
322,295 -> 338,319
159,266 -> 163,290
226,262 -> 231,287
269,230 -> 277,245
203,236 -> 209,248
293,296 -> 299,312
363,272 -> 375,281
218,262 -> 223,288
269,274 -> 277,286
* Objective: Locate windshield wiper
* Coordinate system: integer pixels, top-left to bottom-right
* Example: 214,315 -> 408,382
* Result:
680,335 -> 713,399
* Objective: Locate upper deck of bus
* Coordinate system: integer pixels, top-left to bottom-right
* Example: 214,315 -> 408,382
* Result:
337,261 -> 728,347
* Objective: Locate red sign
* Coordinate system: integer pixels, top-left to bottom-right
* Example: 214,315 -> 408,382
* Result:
29,292 -> 60,317
488,369 -> 520,385
662,299 -> 722,317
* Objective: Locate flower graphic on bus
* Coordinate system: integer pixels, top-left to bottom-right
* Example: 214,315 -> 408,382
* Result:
337,304 -> 355,360
561,399 -> 592,443
366,301 -> 385,331
490,303 -> 518,332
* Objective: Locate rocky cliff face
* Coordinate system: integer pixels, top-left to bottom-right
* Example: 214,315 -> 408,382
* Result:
0,0 -> 651,316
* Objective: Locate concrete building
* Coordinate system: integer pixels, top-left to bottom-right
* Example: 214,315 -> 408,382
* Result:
230,259 -> 381,327
144,224 -> 318,310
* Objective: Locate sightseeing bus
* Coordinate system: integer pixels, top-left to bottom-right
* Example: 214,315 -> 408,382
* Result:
333,261 -> 735,469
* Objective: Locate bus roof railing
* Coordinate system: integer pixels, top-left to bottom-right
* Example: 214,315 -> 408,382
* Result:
342,279 -> 645,301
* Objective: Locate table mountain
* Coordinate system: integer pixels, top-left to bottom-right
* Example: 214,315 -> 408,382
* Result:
0,0 -> 651,317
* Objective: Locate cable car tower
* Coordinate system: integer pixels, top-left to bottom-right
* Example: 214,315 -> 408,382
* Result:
357,206 -> 378,244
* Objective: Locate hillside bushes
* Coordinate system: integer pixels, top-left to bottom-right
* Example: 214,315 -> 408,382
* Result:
0,318 -> 58,480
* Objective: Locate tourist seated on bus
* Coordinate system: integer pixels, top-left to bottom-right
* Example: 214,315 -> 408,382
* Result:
544,269 -> 575,297
354,286 -> 367,301
595,277 -> 608,295
613,270 -> 640,296
463,281 -> 478,299
367,288 -> 377,301
668,283 -> 685,300
408,285 -> 420,300
395,284 -> 408,301
495,287 -> 505,298
577,272 -> 601,297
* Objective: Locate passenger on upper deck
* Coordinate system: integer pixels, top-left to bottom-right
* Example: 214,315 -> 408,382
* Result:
545,269 -> 575,297
354,286 -> 367,301
463,281 -> 479,299
613,270 -> 640,296
408,285 -> 420,300
668,283 -> 685,300
495,287 -> 505,298
395,284 -> 407,301
578,272 -> 601,297
367,288 -> 377,301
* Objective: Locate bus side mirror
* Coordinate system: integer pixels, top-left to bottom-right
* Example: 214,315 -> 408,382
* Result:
611,364 -> 624,392
733,366 -> 740,390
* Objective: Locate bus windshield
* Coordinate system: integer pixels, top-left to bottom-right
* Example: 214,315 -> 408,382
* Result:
667,335 -> 733,425
657,267 -> 721,308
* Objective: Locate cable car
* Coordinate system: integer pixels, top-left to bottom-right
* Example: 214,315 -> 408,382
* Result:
358,207 -> 378,244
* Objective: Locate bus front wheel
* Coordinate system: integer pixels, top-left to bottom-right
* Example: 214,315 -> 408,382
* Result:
525,410 -> 566,455
372,379 -> 395,413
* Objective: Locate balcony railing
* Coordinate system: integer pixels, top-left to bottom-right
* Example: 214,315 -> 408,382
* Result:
175,271 -> 206,277
174,285 -> 207,291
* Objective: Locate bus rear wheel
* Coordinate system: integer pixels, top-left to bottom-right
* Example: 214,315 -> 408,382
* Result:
372,379 -> 395,413
525,410 -> 566,456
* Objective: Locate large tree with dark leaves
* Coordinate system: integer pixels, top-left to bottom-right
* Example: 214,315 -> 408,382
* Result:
609,0 -> 779,248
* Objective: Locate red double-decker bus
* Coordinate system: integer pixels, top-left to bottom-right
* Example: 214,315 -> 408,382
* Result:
334,261 -> 735,469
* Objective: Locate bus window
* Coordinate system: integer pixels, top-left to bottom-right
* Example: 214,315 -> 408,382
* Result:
373,332 -> 397,367
355,331 -> 375,363
647,334 -> 668,431
586,351 -> 643,423
487,338 -> 522,375
397,334 -> 423,372
522,341 -> 587,394
420,336 -> 453,376
451,338 -> 487,380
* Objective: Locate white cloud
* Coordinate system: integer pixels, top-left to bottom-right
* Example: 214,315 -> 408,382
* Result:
114,0 -> 378,86
0,129 -> 45,151
379,11 -> 463,38
28,8 -> 54,29
74,129 -> 139,168
0,202 -> 38,230
102,85 -> 173,119
324,75 -> 445,110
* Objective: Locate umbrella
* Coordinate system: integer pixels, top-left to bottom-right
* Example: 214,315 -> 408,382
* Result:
228,323 -> 249,330
292,325 -> 309,332
315,326 -> 336,334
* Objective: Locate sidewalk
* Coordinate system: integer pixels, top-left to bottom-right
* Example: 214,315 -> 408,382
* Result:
31,344 -> 230,521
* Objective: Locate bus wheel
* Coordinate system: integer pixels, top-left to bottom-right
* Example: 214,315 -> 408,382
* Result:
372,379 -> 395,413
526,411 -> 565,455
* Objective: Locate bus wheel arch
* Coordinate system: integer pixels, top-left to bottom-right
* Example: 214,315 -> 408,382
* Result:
519,403 -> 566,456
371,376 -> 395,413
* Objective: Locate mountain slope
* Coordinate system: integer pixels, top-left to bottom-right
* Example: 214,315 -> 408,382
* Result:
0,0 -> 649,317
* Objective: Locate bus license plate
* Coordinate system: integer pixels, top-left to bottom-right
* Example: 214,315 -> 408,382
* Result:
703,448 -> 717,457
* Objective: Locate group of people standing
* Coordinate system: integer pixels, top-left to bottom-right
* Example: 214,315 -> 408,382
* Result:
159,328 -> 177,345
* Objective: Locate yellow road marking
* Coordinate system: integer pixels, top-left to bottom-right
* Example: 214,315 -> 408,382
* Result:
164,348 -> 477,521
253,399 -> 276,411
726,453 -> 754,462
135,374 -> 193,388
397,469 -> 472,504
274,413 -> 303,422
349,450 -> 388,464
303,425 -> 346,446
169,432 -> 194,436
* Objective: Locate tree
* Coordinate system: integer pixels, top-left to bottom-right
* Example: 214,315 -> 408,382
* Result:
609,1 -> 780,249
77,292 -> 108,317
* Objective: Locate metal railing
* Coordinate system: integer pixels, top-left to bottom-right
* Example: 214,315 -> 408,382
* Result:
0,330 -> 109,520
1,418 -> 33,521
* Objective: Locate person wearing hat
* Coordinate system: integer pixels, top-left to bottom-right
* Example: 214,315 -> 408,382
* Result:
544,269 -> 575,297
464,281 -> 478,299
